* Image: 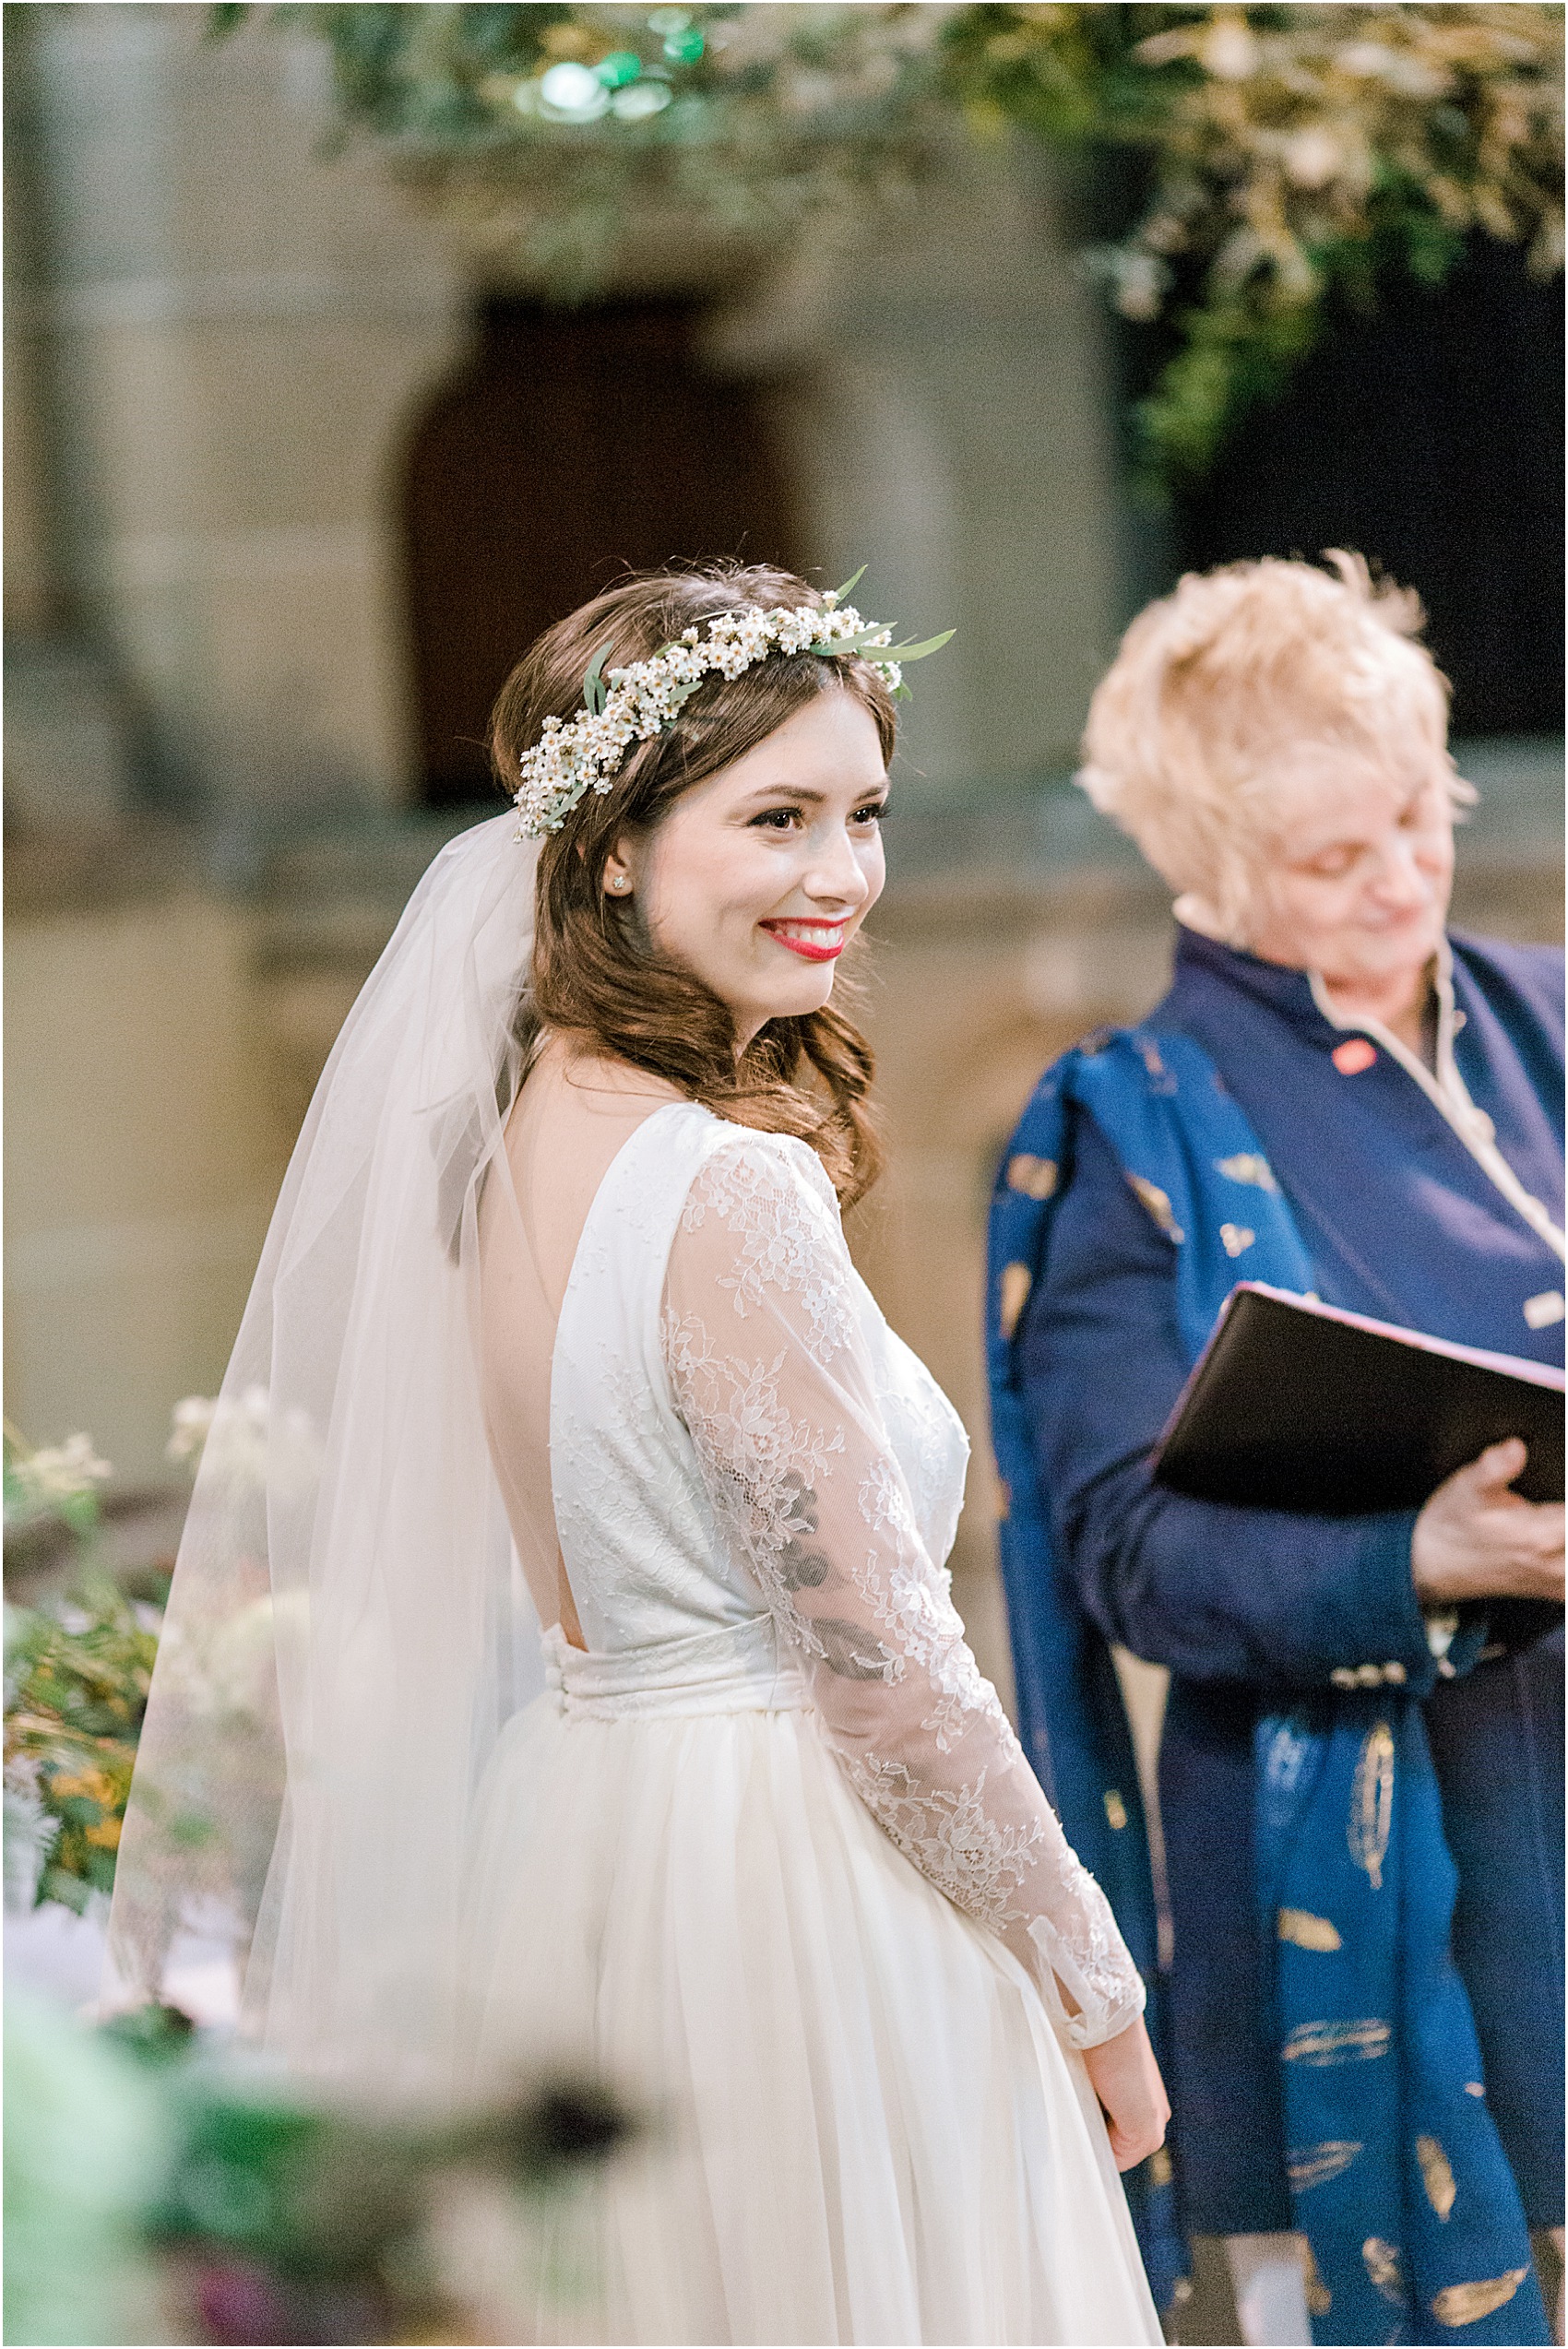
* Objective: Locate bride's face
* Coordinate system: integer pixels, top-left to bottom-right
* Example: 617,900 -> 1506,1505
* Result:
606,689 -> 889,1047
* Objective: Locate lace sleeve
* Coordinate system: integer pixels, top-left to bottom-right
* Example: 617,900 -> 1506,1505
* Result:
661,1135 -> 1146,2051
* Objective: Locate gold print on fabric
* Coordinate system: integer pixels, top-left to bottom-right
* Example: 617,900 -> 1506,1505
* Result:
1362,2239 -> 1406,2305
1282,2017 -> 1392,2066
1431,2269 -> 1530,2328
1126,1175 -> 1185,1244
1005,1154 -> 1058,1201
1103,1789 -> 1128,1830
999,1263 -> 1032,1340
1289,2141 -> 1362,2192
1417,2134 -> 1456,2221
1278,1907 -> 1343,1952
1219,1222 -> 1255,1256
1301,2242 -> 1332,2317
1348,1720 -> 1395,1890
1215,1152 -> 1280,1193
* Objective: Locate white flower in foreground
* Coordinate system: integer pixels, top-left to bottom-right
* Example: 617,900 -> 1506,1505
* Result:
4,1765 -> 59,1913
167,1395 -> 219,1465
157,1589 -> 308,1720
9,1434 -> 113,1514
169,1387 -> 320,1500
1282,125 -> 1345,192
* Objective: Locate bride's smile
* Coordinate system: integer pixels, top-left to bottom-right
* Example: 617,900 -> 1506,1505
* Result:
759,917 -> 849,962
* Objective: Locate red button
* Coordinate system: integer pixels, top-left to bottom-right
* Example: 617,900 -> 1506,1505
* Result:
1332,1037 -> 1377,1074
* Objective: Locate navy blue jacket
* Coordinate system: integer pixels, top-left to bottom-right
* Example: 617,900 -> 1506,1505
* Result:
1019,928 -> 1564,2234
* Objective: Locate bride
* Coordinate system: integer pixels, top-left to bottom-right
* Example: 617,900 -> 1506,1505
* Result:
110,564 -> 1165,2344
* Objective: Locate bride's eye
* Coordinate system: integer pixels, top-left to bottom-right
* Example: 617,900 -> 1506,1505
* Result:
851,801 -> 888,828
749,806 -> 802,831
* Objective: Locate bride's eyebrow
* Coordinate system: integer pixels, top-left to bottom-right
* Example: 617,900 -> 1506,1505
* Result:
738,780 -> 890,810
741,783 -> 825,807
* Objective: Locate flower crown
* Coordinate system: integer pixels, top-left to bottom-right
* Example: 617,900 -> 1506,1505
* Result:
513,569 -> 953,839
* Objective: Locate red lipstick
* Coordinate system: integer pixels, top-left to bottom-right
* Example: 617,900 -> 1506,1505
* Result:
760,919 -> 847,963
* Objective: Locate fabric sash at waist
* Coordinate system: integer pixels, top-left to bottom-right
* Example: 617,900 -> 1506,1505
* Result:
541,1614 -> 806,1719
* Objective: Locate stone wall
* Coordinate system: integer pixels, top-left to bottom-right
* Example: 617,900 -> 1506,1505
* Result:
9,4 -> 464,819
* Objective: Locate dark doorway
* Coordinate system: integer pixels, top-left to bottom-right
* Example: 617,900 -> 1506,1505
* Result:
402,298 -> 801,808
1170,237 -> 1563,738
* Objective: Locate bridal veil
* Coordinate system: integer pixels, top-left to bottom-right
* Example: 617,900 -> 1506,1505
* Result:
106,813 -> 548,2087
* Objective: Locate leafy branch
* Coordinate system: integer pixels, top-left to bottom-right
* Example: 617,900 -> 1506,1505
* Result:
196,6 -> 1568,479
215,1 -> 1561,481
945,5 -> 1563,480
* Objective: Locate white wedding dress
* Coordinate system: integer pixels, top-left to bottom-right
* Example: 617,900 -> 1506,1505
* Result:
464,1074 -> 1161,2346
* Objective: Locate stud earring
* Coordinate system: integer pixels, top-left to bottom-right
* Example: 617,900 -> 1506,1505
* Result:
609,873 -> 630,894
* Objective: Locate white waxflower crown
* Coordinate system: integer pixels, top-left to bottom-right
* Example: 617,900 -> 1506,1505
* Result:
513,569 -> 953,840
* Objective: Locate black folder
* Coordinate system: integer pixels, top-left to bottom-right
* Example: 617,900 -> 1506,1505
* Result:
1153,1282 -> 1565,1515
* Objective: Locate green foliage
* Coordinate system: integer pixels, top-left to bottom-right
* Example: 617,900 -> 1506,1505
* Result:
214,5 -> 947,296
143,2051 -> 637,2341
6,1991 -> 636,2348
4,1996 -> 167,2349
944,2 -> 1182,148
210,4 -> 1562,480
148,2070 -> 634,2282
5,1577 -> 160,1911
944,4 -> 1564,485
1131,294 -> 1317,480
98,2000 -> 198,2066
4,1422 -> 165,1913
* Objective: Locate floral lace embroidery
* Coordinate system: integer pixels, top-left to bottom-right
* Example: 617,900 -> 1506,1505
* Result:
877,1360 -> 968,1560
681,1143 -> 854,1365
843,1753 -> 1043,1932
1028,1853 -> 1145,2049
662,1311 -> 896,1677
853,1461 -> 1002,1753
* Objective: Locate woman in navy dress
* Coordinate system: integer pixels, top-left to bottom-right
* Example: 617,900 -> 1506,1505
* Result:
1002,555 -> 1563,2344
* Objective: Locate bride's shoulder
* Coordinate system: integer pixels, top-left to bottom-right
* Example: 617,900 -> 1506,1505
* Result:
683,1119 -> 844,1231
668,1122 -> 859,1361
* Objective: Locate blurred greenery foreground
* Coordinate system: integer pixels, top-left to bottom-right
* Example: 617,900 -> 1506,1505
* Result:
3,1427 -> 634,2348
213,2 -> 1564,482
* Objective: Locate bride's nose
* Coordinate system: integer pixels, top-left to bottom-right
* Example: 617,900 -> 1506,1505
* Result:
802,822 -> 873,910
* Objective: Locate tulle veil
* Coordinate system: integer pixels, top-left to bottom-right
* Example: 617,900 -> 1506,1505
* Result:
106,813 -> 549,2088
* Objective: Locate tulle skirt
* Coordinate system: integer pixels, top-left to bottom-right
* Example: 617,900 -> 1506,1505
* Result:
459,1655 -> 1161,2347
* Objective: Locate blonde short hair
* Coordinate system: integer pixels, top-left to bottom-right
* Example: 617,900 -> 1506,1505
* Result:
1078,552 -> 1469,938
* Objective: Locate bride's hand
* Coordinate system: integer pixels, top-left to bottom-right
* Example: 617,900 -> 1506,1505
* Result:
1081,2015 -> 1170,2172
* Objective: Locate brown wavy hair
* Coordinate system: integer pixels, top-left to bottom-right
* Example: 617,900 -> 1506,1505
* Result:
490,564 -> 897,1207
